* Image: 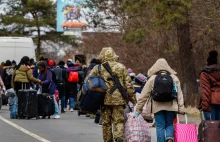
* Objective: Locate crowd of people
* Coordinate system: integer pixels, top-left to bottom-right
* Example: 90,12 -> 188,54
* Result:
0,47 -> 219,142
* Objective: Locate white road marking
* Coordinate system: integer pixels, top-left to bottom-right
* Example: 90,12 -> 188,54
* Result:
0,115 -> 51,142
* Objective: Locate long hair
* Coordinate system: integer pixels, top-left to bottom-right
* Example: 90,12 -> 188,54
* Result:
16,56 -> 30,70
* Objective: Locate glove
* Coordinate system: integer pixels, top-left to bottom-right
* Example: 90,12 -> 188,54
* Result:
133,111 -> 140,118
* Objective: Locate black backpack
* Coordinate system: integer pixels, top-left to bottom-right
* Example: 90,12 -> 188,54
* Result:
152,71 -> 174,102
53,66 -> 63,83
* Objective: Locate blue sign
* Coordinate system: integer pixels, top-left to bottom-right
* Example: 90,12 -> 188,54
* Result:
56,0 -> 88,33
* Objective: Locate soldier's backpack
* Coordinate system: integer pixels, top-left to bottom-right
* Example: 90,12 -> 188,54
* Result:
152,71 -> 175,102
79,65 -> 107,113
53,66 -> 63,83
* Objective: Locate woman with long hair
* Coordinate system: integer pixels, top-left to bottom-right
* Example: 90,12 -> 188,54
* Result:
37,61 -> 60,119
12,56 -> 41,94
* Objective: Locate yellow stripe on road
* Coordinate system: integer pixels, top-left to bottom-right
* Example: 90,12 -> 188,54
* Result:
0,116 -> 51,142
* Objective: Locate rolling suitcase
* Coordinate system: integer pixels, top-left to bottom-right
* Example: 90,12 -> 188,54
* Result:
174,114 -> 198,142
198,111 -> 220,142
17,84 -> 38,119
38,94 -> 55,119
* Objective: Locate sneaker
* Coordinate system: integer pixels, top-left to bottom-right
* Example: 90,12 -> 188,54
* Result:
98,124 -> 102,127
86,113 -> 90,117
54,115 -> 61,119
90,114 -> 95,119
64,108 -> 67,112
70,108 -> 73,112
61,109 -> 65,113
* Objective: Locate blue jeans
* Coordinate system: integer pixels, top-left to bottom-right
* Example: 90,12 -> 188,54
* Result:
211,105 -> 220,120
65,97 -> 75,109
53,95 -> 60,116
155,110 -> 176,142
204,111 -> 211,120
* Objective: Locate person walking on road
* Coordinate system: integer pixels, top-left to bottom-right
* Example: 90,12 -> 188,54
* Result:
88,47 -> 137,142
134,58 -> 184,142
200,50 -> 220,120
12,56 -> 41,94
65,60 -> 80,112
37,62 -> 61,119
53,61 -> 67,113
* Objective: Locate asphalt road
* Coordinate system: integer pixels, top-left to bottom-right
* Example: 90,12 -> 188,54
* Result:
0,106 -> 157,142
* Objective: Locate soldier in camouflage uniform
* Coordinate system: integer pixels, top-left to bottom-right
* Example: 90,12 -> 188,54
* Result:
88,47 -> 137,142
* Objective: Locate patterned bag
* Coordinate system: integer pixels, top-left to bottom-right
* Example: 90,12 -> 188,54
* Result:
125,113 -> 151,142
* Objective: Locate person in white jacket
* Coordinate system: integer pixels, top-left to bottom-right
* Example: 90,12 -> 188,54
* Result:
134,58 -> 184,142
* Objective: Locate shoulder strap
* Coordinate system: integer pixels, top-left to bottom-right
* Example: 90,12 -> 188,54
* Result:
102,62 -> 132,111
98,64 -> 101,75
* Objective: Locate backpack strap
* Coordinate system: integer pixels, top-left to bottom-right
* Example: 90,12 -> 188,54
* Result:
98,64 -> 101,75
102,62 -> 132,112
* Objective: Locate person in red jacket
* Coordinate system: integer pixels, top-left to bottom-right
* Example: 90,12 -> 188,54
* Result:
200,50 -> 220,120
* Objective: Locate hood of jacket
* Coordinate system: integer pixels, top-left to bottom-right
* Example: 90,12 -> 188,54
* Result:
147,58 -> 177,77
201,64 -> 220,81
17,65 -> 30,72
98,47 -> 118,63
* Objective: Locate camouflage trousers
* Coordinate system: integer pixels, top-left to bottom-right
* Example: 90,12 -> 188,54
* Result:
102,105 -> 125,142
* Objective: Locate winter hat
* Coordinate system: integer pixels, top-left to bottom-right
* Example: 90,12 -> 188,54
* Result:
207,50 -> 218,65
128,68 -> 133,74
39,57 -> 45,61
48,60 -> 54,67
129,73 -> 136,77
58,61 -> 65,66
68,59 -> 73,62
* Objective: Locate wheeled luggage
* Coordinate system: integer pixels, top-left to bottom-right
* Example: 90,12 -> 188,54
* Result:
198,111 -> 220,142
17,88 -> 38,119
174,114 -> 198,142
38,94 -> 55,119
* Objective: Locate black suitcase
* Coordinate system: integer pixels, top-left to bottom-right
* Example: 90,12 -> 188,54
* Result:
18,89 -> 38,119
38,94 -> 55,119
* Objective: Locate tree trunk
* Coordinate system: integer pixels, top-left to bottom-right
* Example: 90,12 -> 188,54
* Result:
35,14 -> 41,60
177,22 -> 197,106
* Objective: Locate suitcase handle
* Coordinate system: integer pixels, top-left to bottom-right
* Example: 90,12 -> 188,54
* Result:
177,113 -> 188,124
21,83 -> 27,90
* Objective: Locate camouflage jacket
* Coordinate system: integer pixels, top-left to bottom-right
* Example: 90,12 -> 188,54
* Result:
88,47 -> 137,106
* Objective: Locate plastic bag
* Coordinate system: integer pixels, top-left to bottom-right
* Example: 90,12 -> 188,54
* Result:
134,93 -> 153,120
6,88 -> 16,97
125,113 -> 151,142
